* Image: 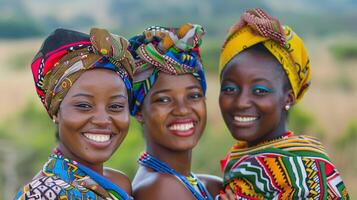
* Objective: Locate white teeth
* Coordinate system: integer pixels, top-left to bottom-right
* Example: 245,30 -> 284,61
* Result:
234,116 -> 257,122
84,133 -> 110,142
169,123 -> 194,131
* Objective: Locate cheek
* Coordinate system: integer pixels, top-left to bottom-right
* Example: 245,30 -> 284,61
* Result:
194,100 -> 206,119
258,97 -> 283,117
113,113 -> 130,132
219,95 -> 232,112
58,110 -> 89,133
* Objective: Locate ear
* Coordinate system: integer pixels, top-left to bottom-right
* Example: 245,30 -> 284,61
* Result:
284,89 -> 296,110
135,111 -> 144,124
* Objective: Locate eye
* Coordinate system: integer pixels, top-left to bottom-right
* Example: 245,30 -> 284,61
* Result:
252,85 -> 274,96
74,102 -> 92,110
220,84 -> 239,95
155,96 -> 171,104
109,103 -> 125,112
188,92 -> 204,100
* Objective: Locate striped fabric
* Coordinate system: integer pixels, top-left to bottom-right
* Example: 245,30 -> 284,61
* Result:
221,133 -> 349,199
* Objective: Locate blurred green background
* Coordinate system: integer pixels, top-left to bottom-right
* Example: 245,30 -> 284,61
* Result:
1,0 -> 357,199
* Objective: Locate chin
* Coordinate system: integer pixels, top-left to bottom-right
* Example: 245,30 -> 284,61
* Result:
85,152 -> 112,164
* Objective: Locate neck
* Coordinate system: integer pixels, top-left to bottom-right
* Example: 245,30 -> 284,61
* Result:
146,143 -> 192,176
56,144 -> 103,175
247,117 -> 288,147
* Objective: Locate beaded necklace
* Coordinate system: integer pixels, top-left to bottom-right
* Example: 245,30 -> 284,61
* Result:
139,152 -> 213,200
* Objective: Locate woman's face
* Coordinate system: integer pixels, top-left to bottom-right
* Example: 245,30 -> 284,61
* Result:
56,68 -> 129,165
138,73 -> 206,152
219,48 -> 293,145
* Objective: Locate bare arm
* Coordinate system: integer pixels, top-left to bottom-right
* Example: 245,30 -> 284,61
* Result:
104,167 -> 132,195
197,174 -> 223,197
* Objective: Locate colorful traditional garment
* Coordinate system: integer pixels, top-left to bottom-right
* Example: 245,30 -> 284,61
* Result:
219,8 -> 311,102
221,132 -> 349,199
15,149 -> 132,200
139,152 -> 213,200
129,23 -> 206,115
31,28 -> 135,118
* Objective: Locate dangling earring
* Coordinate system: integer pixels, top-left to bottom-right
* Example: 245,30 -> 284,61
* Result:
285,104 -> 291,111
52,116 -> 57,123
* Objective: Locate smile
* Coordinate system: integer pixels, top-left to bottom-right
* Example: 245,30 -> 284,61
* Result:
234,116 -> 258,122
83,133 -> 111,143
168,122 -> 195,131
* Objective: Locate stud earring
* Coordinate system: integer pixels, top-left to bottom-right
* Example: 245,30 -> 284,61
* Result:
285,104 -> 291,111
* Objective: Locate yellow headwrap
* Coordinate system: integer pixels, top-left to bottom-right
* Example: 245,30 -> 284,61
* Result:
219,8 -> 311,102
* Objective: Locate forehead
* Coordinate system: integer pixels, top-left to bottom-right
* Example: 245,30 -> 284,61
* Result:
221,47 -> 284,81
67,68 -> 126,94
151,73 -> 201,92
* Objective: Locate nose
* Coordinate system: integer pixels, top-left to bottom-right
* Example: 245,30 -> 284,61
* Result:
91,108 -> 111,127
172,98 -> 190,116
235,89 -> 252,110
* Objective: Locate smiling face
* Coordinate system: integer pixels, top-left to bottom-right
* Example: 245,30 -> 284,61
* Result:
137,73 -> 206,152
219,45 -> 295,146
56,68 -> 129,166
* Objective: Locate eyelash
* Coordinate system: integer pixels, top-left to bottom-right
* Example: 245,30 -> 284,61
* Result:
189,92 -> 204,100
155,97 -> 171,103
221,85 -> 239,94
109,103 -> 125,112
252,85 -> 274,95
75,103 -> 92,110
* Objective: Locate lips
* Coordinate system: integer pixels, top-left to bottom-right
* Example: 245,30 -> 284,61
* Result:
167,119 -> 197,137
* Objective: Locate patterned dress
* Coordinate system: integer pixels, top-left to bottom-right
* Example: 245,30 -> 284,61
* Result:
221,132 -> 349,199
15,152 -> 132,200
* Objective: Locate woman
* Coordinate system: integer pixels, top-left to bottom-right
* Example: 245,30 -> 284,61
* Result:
129,23 -> 222,200
15,28 -> 135,199
218,9 -> 349,199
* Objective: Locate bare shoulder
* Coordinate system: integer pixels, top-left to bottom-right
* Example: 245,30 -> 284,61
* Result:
133,171 -> 196,200
104,167 -> 132,195
197,174 -> 223,197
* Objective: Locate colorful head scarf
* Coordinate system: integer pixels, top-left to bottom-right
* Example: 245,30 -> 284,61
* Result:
31,28 -> 135,118
219,8 -> 311,102
129,23 -> 206,116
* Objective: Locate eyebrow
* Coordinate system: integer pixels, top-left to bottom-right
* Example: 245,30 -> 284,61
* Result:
252,78 -> 272,84
151,85 -> 202,96
71,93 -> 127,99
72,93 -> 93,98
110,94 -> 128,99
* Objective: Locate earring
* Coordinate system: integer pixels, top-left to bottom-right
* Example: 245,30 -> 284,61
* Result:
285,104 -> 291,111
52,116 -> 57,123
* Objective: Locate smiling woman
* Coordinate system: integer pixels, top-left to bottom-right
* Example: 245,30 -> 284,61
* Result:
14,28 -> 135,199
218,8 -> 349,200
128,23 -> 222,200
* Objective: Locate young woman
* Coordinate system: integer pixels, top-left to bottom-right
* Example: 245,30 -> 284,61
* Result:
15,28 -> 135,199
129,23 -> 222,200
218,9 -> 349,199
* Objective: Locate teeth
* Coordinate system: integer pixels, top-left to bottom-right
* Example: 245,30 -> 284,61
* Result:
84,133 -> 110,142
234,116 -> 257,122
169,123 -> 194,131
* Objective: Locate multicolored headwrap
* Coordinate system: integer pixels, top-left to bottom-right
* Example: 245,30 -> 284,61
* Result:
219,8 -> 311,102
31,28 -> 135,118
129,23 -> 206,115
